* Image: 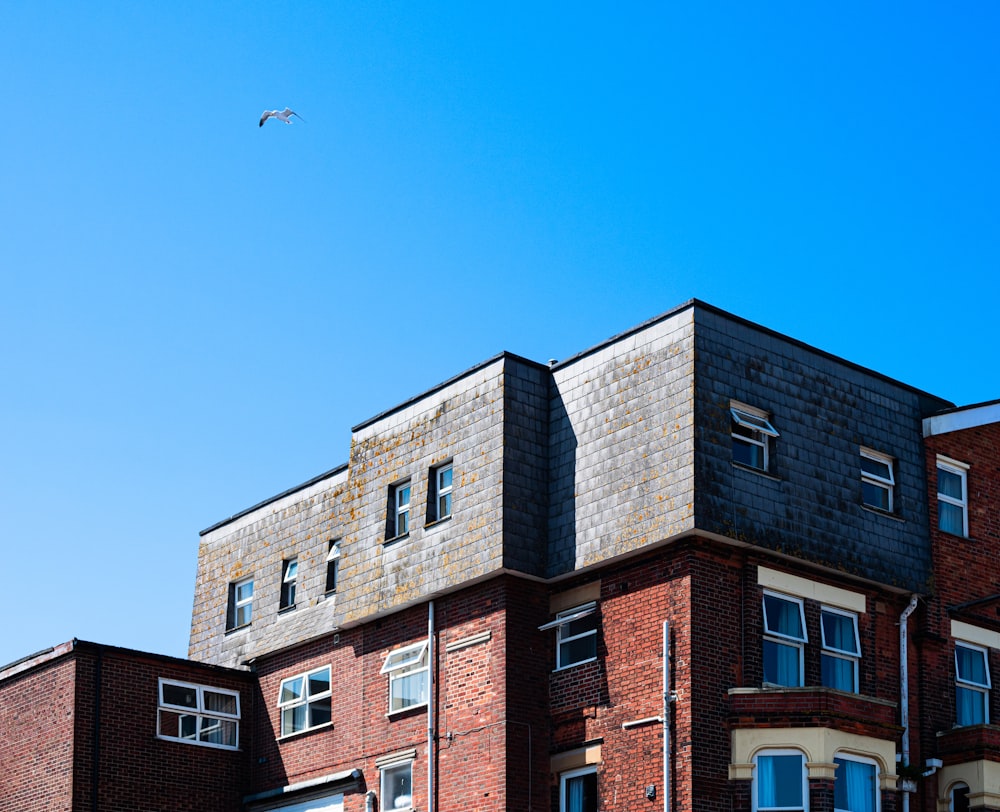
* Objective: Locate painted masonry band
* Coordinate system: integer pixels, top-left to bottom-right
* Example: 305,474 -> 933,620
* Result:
2,299 -> 1000,812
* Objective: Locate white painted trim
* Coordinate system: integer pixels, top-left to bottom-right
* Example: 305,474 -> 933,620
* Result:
757,566 -> 866,613
952,620 -> 1000,651
923,402 -> 1000,438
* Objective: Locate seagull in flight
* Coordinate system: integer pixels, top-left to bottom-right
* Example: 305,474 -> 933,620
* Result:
259,108 -> 305,127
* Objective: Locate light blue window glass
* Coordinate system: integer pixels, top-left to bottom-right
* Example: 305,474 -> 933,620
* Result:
834,757 -> 877,812
956,643 -> 990,726
756,753 -> 804,811
763,593 -> 806,686
821,609 -> 860,692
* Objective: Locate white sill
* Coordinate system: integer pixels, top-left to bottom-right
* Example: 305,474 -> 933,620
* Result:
383,532 -> 410,546
860,504 -> 905,522
553,656 -> 598,673
277,721 -> 333,742
386,702 -> 428,718
731,461 -> 782,481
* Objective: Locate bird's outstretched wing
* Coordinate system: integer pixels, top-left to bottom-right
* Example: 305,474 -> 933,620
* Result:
259,110 -> 273,127
285,108 -> 305,123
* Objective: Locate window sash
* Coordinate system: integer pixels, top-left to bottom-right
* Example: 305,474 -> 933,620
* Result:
938,461 -> 968,535
381,762 -> 413,811
731,407 -> 779,437
560,766 -> 597,812
763,594 -> 806,642
956,644 -> 990,688
436,464 -> 453,519
278,667 -> 333,735
833,756 -> 878,812
157,679 -> 240,749
755,752 -> 805,812
394,483 -> 411,535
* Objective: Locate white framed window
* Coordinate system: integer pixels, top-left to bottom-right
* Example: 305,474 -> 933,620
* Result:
560,765 -> 597,812
955,641 -> 990,726
430,462 -> 453,522
732,403 -> 779,472
325,540 -> 341,594
821,607 -> 861,693
278,666 -> 332,736
539,602 -> 598,670
381,641 -> 429,713
391,481 -> 411,538
950,783 -> 971,812
938,457 -> 969,537
280,558 -> 298,610
380,760 -> 413,810
762,592 -> 806,687
753,750 -> 807,812
227,577 -> 254,630
833,754 -> 879,812
157,679 -> 240,749
860,448 -> 894,512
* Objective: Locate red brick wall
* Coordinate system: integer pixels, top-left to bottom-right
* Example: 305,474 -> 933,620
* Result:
0,652 -> 77,812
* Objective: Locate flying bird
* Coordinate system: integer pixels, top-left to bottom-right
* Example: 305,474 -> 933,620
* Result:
259,108 -> 305,127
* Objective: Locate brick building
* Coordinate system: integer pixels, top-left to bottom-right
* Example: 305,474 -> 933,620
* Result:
4,300 -> 999,812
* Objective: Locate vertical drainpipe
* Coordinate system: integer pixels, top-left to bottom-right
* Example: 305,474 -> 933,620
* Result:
663,621 -> 671,812
428,600 -> 436,812
899,595 -> 919,812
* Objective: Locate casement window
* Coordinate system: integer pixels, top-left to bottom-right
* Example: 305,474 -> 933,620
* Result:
278,666 -> 332,736
380,761 -> 413,811
938,457 -> 969,537
429,462 -> 453,522
860,449 -> 894,512
833,755 -> 879,812
325,540 -> 341,594
381,641 -> 429,713
560,766 -> 597,812
821,607 -> 861,693
157,679 -> 240,749
280,558 -> 298,610
539,602 -> 598,670
731,404 -> 779,472
955,642 -> 990,726
762,592 -> 806,687
753,750 -> 807,812
227,577 -> 254,630
389,481 -> 412,538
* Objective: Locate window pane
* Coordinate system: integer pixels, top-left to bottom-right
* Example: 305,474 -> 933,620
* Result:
822,612 -> 859,655
733,437 -> 764,469
956,646 -> 989,685
384,764 -> 412,810
391,671 -> 427,710
939,501 -> 965,535
204,690 -> 237,716
309,668 -> 331,696
200,716 -> 237,747
763,639 -> 801,686
280,677 -> 304,704
763,595 -> 804,639
957,685 -> 986,726
564,614 -> 598,638
834,758 -> 877,812
939,468 -> 964,499
309,696 -> 332,727
565,771 -> 597,812
282,704 -> 307,735
822,653 -> 855,692
438,466 -> 452,490
758,754 -> 802,808
236,580 -> 253,601
862,481 -> 890,510
861,456 -> 891,480
438,492 -> 452,518
560,635 -> 597,666
162,683 -> 198,709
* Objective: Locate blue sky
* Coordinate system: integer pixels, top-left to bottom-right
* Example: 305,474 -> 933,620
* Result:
1,2 -> 997,667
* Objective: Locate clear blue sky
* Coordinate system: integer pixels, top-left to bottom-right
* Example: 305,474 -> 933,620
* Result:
2,2 -> 997,667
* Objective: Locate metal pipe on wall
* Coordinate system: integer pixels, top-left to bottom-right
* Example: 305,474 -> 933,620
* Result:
428,601 -> 436,812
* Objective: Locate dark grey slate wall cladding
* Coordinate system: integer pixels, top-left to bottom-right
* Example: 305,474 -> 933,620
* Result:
501,358 -> 550,575
692,305 -> 951,591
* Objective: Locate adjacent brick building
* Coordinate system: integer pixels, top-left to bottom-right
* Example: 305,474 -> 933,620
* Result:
4,300 -> 999,812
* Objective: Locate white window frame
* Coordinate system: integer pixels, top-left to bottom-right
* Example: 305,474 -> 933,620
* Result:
833,753 -> 880,812
539,602 -> 598,671
380,760 -> 414,811
860,448 -> 894,512
277,665 -> 333,737
752,749 -> 807,812
762,591 -> 807,687
393,481 -> 411,537
937,457 -> 969,537
157,678 -> 240,750
229,577 -> 254,630
381,641 -> 429,713
325,540 -> 341,594
280,558 -> 298,610
821,606 -> 861,693
560,765 -> 598,812
433,462 -> 453,521
955,641 -> 990,726
732,403 -> 779,472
